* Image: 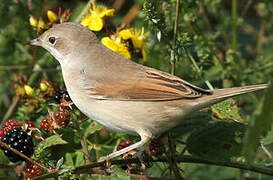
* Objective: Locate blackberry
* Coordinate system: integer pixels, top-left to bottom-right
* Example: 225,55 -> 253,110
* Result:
1,128 -> 34,162
54,90 -> 71,103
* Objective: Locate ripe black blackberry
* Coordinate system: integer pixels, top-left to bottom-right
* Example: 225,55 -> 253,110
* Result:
1,128 -> 34,162
54,90 -> 71,103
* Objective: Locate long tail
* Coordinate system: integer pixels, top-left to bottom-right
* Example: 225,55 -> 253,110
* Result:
195,84 -> 269,110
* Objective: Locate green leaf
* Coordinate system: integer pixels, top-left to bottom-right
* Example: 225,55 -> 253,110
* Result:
34,135 -> 67,158
64,151 -> 85,167
186,121 -> 246,161
80,119 -> 102,137
172,112 -> 214,136
212,98 -> 244,123
243,83 -> 273,162
0,150 -> 8,164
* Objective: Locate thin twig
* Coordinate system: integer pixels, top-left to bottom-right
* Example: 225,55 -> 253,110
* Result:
170,0 -> 180,75
232,0 -> 237,51
2,96 -> 20,125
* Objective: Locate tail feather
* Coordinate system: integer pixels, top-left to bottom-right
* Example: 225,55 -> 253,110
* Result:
196,83 -> 269,109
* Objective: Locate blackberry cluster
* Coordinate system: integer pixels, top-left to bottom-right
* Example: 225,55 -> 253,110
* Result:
54,90 -> 71,103
1,128 -> 34,162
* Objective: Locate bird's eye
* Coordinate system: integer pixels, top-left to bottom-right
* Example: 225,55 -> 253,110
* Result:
49,37 -> 56,44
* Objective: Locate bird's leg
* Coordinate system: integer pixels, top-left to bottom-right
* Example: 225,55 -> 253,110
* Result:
98,131 -> 152,162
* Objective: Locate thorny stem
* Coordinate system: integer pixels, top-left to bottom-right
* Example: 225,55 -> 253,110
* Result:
170,0 -> 180,75
21,154 -> 273,179
0,141 -> 50,171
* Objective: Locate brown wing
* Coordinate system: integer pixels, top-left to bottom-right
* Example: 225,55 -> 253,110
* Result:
85,67 -> 212,101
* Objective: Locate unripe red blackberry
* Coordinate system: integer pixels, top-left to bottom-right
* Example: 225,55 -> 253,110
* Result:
117,140 -> 134,151
40,116 -> 53,131
3,119 -> 21,134
1,128 -> 34,162
0,129 -> 4,139
54,109 -> 70,127
149,139 -> 164,157
24,121 -> 35,129
25,163 -> 43,178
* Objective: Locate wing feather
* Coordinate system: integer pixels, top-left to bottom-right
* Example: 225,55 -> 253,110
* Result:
84,67 -> 212,101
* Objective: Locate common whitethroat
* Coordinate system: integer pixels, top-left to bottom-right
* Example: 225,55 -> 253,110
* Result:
29,22 -> 268,161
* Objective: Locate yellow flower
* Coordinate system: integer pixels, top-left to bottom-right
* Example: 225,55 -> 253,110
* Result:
29,16 -> 45,29
101,37 -> 131,59
47,10 -> 58,23
118,28 -> 148,61
24,85 -> 34,96
81,3 -> 115,31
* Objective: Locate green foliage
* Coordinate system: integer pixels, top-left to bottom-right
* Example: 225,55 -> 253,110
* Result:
186,120 -> 246,161
243,83 -> 273,162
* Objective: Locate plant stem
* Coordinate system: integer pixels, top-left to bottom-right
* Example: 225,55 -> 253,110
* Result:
74,0 -> 95,23
232,0 -> 237,51
170,0 -> 180,75
188,53 -> 214,90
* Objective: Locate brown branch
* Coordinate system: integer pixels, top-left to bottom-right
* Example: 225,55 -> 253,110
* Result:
73,155 -> 273,176
0,141 -> 50,171
26,155 -> 273,179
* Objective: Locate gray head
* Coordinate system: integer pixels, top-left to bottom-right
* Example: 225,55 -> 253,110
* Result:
29,22 -> 99,63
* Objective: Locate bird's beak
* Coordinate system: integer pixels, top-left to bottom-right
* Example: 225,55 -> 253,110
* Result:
27,38 -> 41,46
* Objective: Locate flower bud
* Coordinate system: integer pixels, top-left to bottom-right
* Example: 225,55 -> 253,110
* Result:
29,16 -> 38,27
47,10 -> 58,23
40,82 -> 48,92
24,85 -> 34,96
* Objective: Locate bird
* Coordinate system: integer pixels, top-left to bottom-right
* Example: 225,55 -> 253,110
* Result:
28,22 -> 268,161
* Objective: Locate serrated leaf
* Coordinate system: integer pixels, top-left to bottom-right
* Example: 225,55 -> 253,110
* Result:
34,135 -> 67,157
243,83 -> 273,162
212,98 -> 244,123
186,121 -> 246,161
80,119 -> 102,137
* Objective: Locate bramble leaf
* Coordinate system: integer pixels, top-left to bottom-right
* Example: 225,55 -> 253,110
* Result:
212,99 -> 244,123
186,121 -> 246,161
